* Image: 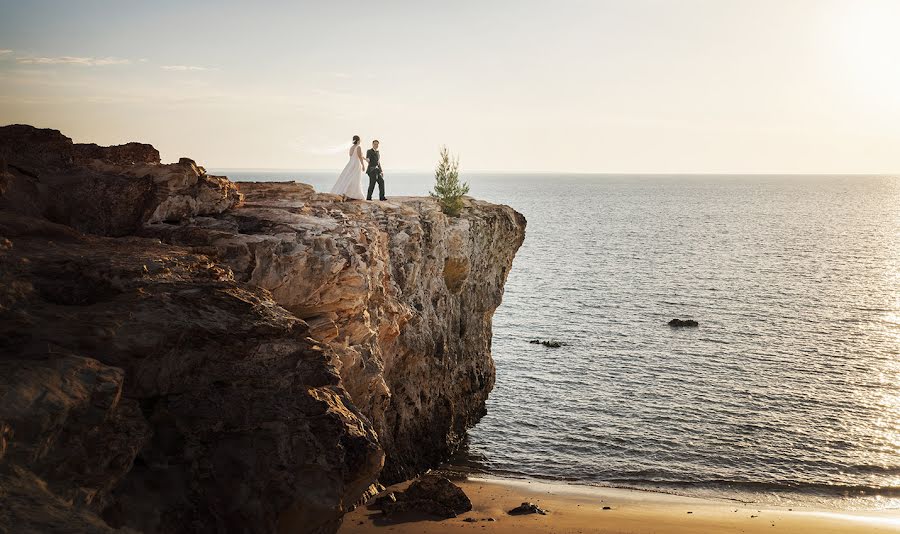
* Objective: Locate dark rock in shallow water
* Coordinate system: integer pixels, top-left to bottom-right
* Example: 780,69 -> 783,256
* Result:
668,318 -> 699,327
381,475 -> 472,518
508,502 -> 548,515
529,339 -> 565,348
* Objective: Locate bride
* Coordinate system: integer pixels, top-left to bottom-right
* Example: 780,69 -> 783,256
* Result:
330,135 -> 366,200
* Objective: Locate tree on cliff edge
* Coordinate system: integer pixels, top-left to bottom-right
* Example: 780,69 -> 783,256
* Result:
430,146 -> 469,217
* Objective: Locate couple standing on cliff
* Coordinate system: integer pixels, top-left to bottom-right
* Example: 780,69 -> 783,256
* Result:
330,135 -> 387,201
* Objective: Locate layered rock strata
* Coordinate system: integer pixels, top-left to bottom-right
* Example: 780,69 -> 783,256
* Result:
144,181 -> 526,483
0,125 -> 526,533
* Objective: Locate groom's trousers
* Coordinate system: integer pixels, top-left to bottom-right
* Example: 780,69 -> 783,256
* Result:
366,169 -> 385,200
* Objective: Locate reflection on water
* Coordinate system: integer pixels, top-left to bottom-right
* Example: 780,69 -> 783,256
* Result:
219,170 -> 900,510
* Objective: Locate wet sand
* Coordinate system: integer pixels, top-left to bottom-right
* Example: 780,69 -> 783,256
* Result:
339,476 -> 900,533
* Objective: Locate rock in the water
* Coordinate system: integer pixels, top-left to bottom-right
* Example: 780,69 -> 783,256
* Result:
668,318 -> 699,327
529,339 -> 564,348
382,475 -> 473,518
508,502 -> 548,515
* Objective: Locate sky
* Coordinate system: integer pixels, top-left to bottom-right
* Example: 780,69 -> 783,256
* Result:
1,0 -> 899,173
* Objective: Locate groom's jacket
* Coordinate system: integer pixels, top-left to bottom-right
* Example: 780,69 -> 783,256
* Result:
366,149 -> 381,175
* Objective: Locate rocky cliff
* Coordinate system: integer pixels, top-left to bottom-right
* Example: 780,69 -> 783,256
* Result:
0,125 -> 526,533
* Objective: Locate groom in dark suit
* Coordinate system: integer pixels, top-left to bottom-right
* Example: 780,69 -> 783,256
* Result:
365,140 -> 386,201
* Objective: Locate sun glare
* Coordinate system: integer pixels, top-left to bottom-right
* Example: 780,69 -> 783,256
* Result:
833,2 -> 900,105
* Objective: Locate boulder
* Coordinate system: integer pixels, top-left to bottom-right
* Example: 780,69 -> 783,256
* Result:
381,475 -> 472,518
508,502 -> 548,515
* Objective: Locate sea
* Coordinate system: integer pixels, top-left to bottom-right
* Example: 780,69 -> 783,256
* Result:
216,170 -> 900,511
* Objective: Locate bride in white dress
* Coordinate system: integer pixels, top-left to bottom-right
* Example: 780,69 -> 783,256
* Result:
330,135 -> 366,200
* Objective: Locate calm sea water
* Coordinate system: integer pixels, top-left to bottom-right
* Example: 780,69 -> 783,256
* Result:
218,170 -> 900,509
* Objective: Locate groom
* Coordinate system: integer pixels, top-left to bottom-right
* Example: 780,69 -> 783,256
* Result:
365,140 -> 386,201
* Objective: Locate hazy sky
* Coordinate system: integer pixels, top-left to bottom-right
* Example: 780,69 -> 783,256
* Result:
1,0 -> 899,173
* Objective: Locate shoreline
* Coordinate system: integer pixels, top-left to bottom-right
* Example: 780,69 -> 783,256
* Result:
339,475 -> 900,533
446,457 -> 900,511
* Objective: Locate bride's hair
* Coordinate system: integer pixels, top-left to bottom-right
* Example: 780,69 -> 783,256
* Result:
352,135 -> 360,145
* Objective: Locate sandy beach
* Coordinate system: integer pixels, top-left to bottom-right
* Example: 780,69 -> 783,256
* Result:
339,476 -> 900,534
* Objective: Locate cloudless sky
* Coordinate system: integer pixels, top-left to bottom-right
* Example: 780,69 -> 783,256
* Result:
1,0 -> 899,172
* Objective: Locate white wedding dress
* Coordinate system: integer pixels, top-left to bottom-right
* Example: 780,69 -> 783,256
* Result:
330,144 -> 366,199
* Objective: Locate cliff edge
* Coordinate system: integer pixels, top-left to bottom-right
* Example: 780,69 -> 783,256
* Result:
0,125 -> 526,533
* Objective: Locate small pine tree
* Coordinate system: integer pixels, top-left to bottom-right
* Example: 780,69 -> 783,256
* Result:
430,146 -> 469,217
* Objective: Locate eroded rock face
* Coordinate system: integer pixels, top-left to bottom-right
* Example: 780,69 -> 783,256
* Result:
0,354 -> 150,513
0,212 -> 382,534
0,157 -> 11,197
73,142 -> 161,166
0,464 -> 128,534
0,127 -> 526,533
0,125 -> 241,235
146,182 -> 527,483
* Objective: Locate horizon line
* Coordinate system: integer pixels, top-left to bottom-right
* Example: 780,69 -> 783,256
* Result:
207,168 -> 899,177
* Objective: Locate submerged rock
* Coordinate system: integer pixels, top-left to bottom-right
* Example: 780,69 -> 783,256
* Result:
382,475 -> 472,518
668,318 -> 699,327
529,339 -> 565,348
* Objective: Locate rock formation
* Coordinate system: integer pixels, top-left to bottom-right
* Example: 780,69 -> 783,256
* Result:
507,502 -> 549,515
0,125 -> 241,236
379,474 -> 472,518
142,181 -> 525,484
0,125 -> 526,533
